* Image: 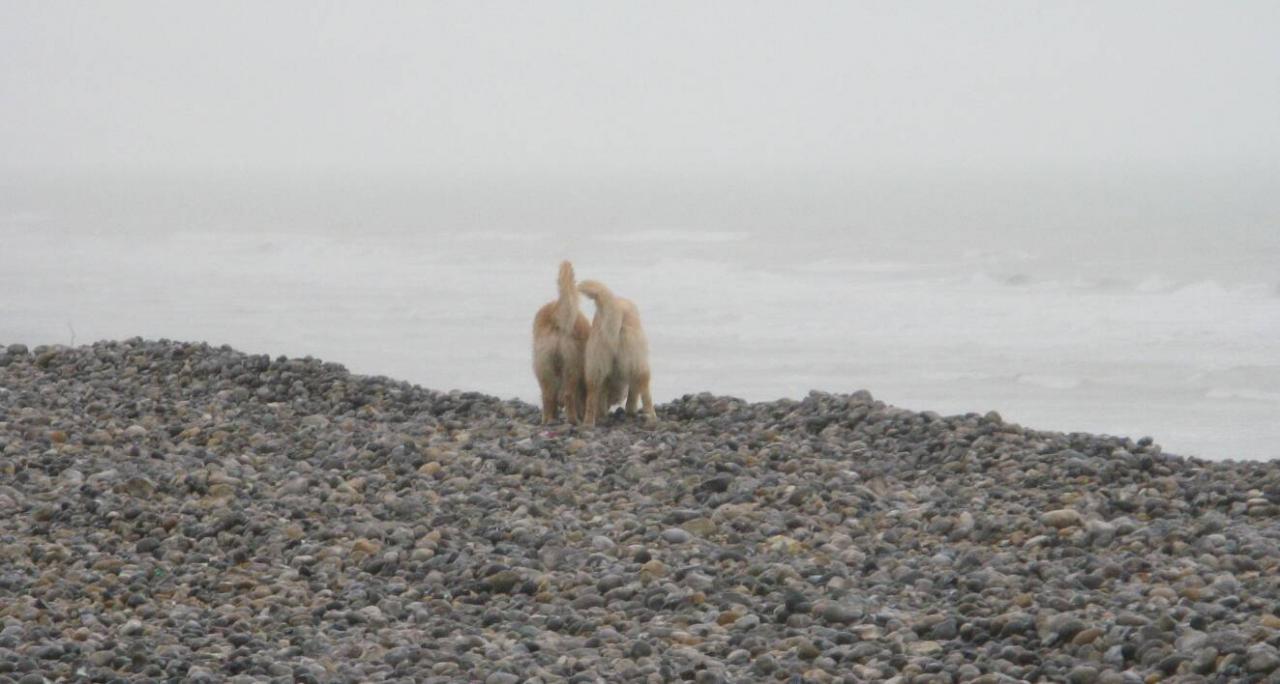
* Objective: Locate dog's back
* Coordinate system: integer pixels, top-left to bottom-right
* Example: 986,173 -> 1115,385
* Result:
532,262 -> 590,423
611,297 -> 650,378
532,277 -> 589,360
532,302 -> 587,372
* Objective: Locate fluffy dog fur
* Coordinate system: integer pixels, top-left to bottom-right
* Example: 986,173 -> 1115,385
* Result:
577,279 -> 656,426
532,261 -> 591,424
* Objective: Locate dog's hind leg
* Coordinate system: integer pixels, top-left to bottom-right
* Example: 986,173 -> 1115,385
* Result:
540,383 -> 560,424
598,384 -> 612,424
562,377 -> 583,425
625,383 -> 639,416
636,371 -> 656,422
582,383 -> 599,427
563,358 -> 585,425
559,388 -> 575,425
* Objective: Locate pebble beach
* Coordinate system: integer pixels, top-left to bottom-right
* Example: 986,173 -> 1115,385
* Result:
1,338 -> 1279,683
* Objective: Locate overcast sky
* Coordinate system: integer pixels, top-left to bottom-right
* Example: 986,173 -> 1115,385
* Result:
2,1 -> 1278,180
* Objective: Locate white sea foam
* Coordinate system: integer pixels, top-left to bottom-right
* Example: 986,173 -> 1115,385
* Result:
453,230 -> 548,243
0,211 -> 48,227
594,230 -> 750,244
1205,388 -> 1280,403
1136,275 -> 1179,293
1017,375 -> 1083,391
797,259 -> 921,275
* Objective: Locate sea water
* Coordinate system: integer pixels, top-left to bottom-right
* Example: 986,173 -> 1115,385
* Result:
1,170 -> 1277,460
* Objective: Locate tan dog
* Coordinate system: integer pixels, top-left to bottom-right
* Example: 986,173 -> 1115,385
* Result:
577,279 -> 656,426
532,261 -> 591,424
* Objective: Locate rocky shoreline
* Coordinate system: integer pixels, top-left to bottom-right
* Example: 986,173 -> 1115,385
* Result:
1,338 -> 1278,683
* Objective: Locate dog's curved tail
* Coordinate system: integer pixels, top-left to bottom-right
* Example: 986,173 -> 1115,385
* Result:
578,279 -> 623,340
555,261 -> 580,331
576,279 -> 615,307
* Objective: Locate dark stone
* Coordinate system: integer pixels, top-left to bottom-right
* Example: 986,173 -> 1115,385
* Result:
629,641 -> 653,658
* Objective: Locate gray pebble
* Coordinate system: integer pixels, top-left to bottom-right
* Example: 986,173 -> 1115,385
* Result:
1247,644 -> 1280,674
661,528 -> 692,544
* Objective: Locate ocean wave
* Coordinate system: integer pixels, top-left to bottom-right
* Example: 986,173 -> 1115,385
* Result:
961,248 -> 1036,262
799,259 -> 919,274
1135,275 -> 1179,293
966,270 -> 1276,298
595,230 -> 750,244
1016,374 -> 1082,390
0,211 -> 49,227
453,230 -> 547,243
1204,387 -> 1280,403
922,370 -> 997,382
1192,365 -> 1280,385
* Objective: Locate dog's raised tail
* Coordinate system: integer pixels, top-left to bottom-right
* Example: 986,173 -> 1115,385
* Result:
576,279 -> 614,306
577,278 -> 623,334
555,261 -> 580,330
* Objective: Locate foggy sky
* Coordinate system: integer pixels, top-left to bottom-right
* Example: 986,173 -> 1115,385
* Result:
3,1 -> 1279,180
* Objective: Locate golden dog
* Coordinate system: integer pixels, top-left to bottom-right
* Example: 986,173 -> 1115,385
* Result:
577,279 -> 656,426
532,261 -> 590,424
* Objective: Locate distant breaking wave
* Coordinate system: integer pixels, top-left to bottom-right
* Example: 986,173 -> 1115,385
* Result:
1017,375 -> 1083,390
595,230 -> 750,244
1205,388 -> 1280,403
453,230 -> 547,243
968,271 -> 1276,298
